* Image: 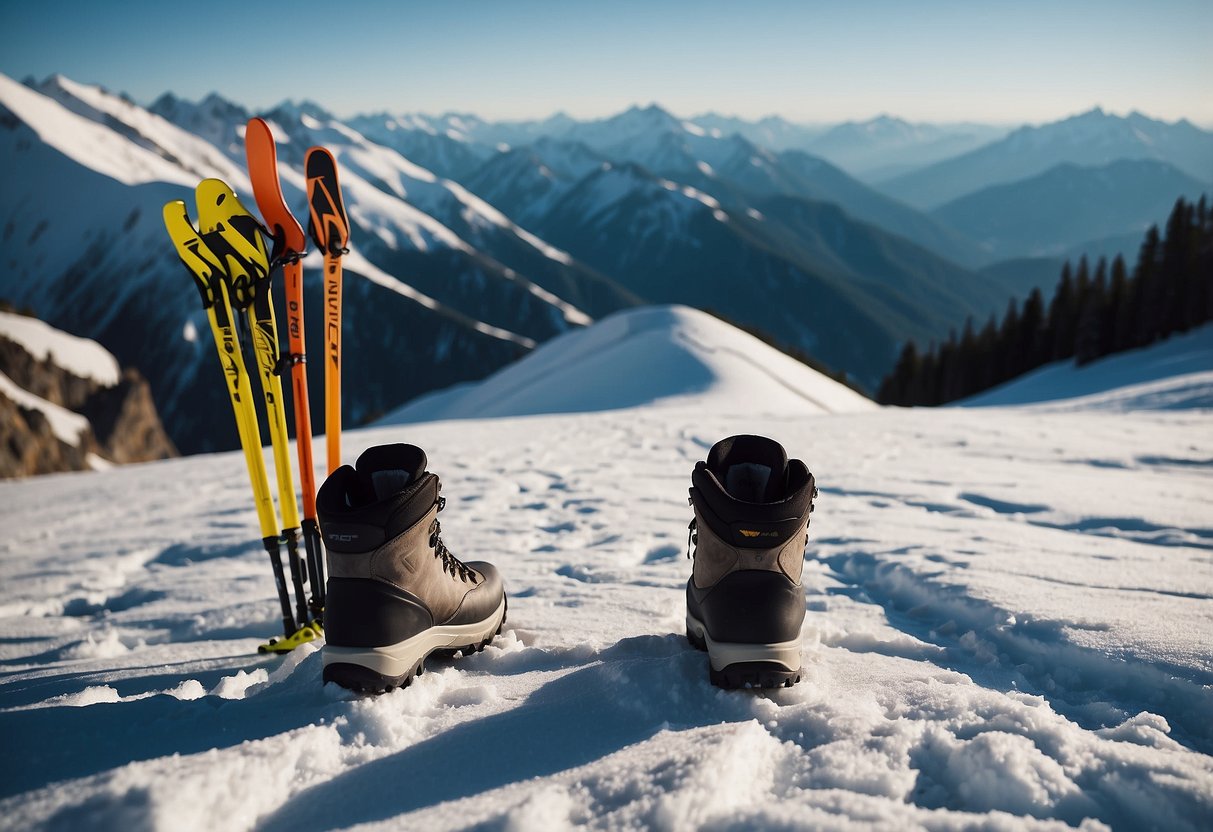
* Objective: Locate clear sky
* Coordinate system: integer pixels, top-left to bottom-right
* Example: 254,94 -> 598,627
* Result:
2,0 -> 1210,126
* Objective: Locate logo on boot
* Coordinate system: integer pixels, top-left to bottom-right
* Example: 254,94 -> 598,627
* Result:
739,529 -> 778,538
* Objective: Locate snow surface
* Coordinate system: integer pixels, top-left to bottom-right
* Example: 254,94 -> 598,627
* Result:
0,310 -> 121,387
962,324 -> 1213,411
386,306 -> 872,422
0,74 -> 195,188
1,310 -> 1211,831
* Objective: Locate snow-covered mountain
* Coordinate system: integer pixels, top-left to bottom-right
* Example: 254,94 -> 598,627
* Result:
3,305 -> 1210,829
934,158 -> 1211,260
373,103 -> 986,267
0,73 -> 635,454
883,108 -> 1213,209
801,115 -> 1009,180
511,161 -> 1008,386
0,308 -> 175,476
345,113 -> 494,182
686,112 -> 828,152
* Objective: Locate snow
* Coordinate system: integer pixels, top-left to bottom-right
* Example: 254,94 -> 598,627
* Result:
0,370 -> 90,445
308,249 -> 537,350
0,74 -> 193,187
385,306 -> 873,422
0,310 -> 121,387
2,279 -> 1212,831
962,324 -> 1213,411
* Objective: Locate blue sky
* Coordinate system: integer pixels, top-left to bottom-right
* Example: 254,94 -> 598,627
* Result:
3,0 -> 1210,125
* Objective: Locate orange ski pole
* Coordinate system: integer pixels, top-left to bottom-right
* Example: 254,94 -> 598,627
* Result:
247,117 -> 327,615
305,147 -> 350,476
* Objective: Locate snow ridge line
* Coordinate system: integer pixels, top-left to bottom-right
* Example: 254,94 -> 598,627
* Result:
676,330 -> 845,412
823,550 -> 1213,756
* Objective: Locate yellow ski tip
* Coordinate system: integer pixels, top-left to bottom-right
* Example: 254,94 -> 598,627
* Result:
195,178 -> 270,282
163,200 -> 224,303
257,622 -> 324,654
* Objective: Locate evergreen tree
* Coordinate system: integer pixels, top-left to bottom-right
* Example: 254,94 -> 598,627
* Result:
1049,261 -> 1076,361
1106,255 -> 1129,356
976,314 -> 999,392
1076,269 -> 1107,365
874,195 -> 1213,407
1018,289 -> 1047,372
997,298 -> 1021,384
1133,225 -> 1163,346
879,341 -> 919,406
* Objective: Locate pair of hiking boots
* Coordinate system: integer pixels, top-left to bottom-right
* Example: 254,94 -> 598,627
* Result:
317,435 -> 816,693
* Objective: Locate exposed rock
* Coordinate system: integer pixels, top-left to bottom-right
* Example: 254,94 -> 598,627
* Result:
0,325 -> 176,478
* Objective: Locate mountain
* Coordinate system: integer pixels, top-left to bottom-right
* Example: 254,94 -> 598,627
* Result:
802,115 -> 1009,180
4,306 -> 1211,829
934,159 -> 1211,260
0,307 -> 175,476
0,73 -> 630,454
354,103 -> 989,266
520,162 -> 1008,387
977,256 -> 1067,299
686,112 -> 826,151
883,108 -> 1213,209
460,138 -> 610,227
1064,229 -> 1153,268
345,113 -> 495,181
456,107 -> 987,268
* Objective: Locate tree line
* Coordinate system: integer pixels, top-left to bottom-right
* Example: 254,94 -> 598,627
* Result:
877,195 -> 1213,406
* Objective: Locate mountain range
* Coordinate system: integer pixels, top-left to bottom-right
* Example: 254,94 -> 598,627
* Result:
2,72 -> 1207,455
935,158 -> 1211,261
882,107 -> 1213,209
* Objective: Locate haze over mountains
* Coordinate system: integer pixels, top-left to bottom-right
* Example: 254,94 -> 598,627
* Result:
1,71 -> 1208,455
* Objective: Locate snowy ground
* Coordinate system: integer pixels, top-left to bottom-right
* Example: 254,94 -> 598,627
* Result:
1,309 -> 1211,831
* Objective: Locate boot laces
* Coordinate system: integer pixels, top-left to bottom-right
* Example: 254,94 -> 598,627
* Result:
429,515 -> 476,583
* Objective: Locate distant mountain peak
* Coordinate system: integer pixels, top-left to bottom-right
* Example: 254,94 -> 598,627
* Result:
266,98 -> 333,123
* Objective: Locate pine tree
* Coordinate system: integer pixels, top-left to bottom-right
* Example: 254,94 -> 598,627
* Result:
879,341 -> 920,406
1076,268 -> 1108,365
997,298 -> 1021,384
1105,255 -> 1129,356
1019,288 -> 1047,372
1049,261 -> 1076,361
976,314 -> 999,392
1134,225 -> 1163,346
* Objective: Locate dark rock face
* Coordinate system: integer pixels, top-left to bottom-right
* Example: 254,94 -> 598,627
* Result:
0,332 -> 177,478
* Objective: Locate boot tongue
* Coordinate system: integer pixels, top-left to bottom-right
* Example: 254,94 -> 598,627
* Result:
356,444 -> 429,501
706,434 -> 789,503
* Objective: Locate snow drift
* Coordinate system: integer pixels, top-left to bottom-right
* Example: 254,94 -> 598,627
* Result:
385,305 -> 873,423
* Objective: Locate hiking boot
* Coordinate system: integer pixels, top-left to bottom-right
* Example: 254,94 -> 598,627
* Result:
686,434 -> 816,689
316,443 -> 507,693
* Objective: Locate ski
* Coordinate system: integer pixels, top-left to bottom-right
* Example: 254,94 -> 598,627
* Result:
246,117 -> 327,620
162,201 -> 297,641
304,148 -> 350,475
193,179 -> 320,654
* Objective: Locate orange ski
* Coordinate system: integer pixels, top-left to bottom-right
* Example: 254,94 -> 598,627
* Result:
246,117 -> 327,617
305,146 -> 349,476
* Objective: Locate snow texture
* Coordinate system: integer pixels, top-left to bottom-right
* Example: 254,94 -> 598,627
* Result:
1,309 -> 1211,831
0,310 -> 121,387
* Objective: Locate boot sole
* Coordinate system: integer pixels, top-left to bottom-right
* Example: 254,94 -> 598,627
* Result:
323,596 -> 508,694
686,612 -> 802,689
